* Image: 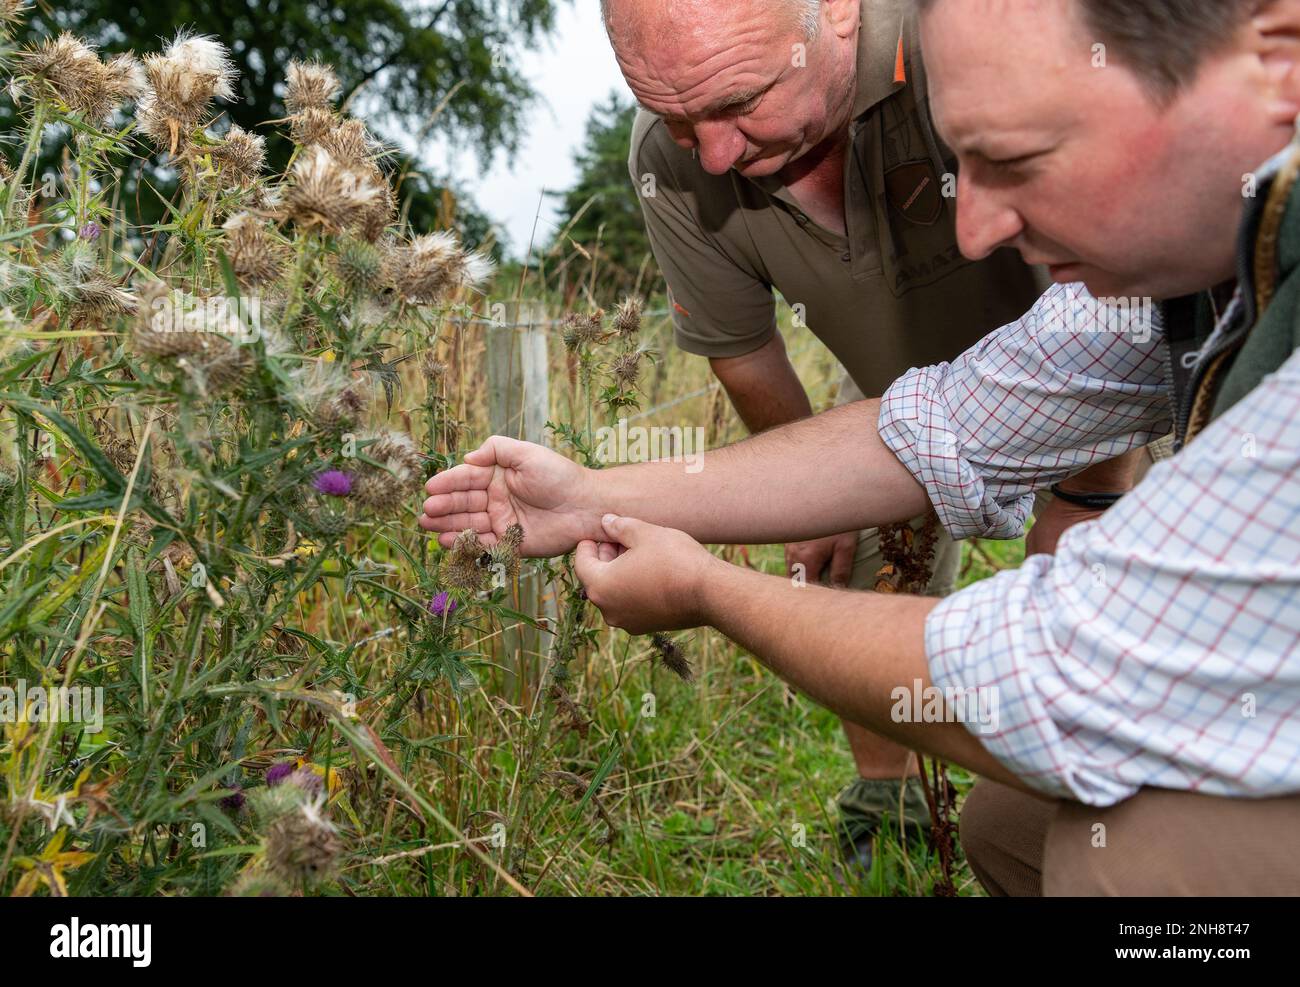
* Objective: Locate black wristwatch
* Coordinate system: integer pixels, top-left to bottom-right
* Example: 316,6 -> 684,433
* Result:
1049,483 -> 1125,510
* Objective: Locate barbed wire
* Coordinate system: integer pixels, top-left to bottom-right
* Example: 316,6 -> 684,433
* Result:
445,309 -> 672,331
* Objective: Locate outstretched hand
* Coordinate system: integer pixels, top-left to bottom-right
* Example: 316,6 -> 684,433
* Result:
420,435 -> 602,558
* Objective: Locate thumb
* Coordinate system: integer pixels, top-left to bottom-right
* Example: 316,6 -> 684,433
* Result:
464,434 -> 527,469
601,513 -> 650,546
573,539 -> 605,586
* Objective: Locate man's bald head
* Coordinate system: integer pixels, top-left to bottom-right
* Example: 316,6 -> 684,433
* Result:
601,0 -> 822,53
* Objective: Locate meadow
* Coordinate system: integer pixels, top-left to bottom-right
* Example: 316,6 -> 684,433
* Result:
0,12 -> 1026,896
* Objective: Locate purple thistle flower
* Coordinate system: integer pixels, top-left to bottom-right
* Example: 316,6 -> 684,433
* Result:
79,222 -> 102,241
266,761 -> 296,786
428,591 -> 458,618
219,786 -> 246,811
287,768 -> 324,794
313,469 -> 354,497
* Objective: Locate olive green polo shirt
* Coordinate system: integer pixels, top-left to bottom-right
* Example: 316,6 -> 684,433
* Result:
629,0 -> 1046,397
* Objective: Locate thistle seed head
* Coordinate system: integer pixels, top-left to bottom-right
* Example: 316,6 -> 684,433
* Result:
136,32 -> 237,153
288,105 -> 336,147
283,146 -> 382,234
489,522 -> 525,584
442,528 -> 491,593
265,798 -> 340,888
188,341 -> 254,398
131,284 -> 250,360
211,124 -> 266,188
101,52 -> 147,104
369,430 -> 424,477
612,296 -> 643,338
382,232 -> 494,306
318,118 -> 377,168
284,60 -> 341,115
0,1 -> 30,38
651,633 -> 693,682
17,33 -> 105,117
291,362 -> 367,430
222,212 -> 289,289
70,274 -> 135,325
349,431 -> 422,515
611,351 -> 642,390
350,469 -> 408,514
561,310 -> 605,352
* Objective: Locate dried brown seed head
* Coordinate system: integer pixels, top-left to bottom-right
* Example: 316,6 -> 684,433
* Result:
284,60 -> 341,115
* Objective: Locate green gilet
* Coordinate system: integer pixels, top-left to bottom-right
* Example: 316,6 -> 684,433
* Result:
1165,140 -> 1300,448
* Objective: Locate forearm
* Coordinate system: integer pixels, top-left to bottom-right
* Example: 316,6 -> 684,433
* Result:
696,559 -> 1029,790
709,334 -> 812,434
589,399 -> 931,544
1058,449 -> 1144,494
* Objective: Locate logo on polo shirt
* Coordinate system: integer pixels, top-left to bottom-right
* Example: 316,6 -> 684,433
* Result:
884,160 -> 943,226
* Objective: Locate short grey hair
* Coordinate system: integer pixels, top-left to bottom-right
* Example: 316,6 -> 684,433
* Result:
601,0 -> 823,44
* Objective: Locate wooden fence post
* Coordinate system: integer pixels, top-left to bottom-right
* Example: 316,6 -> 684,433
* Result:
486,301 -> 556,701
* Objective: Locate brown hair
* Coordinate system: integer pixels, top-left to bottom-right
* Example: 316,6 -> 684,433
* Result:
915,0 -> 1258,101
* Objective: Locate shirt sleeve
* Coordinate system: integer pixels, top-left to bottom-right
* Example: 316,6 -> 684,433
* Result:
878,282 -> 1173,540
924,346 -> 1300,804
628,112 -> 778,359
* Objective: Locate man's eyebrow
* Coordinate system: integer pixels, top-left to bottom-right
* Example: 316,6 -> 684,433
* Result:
639,84 -> 771,122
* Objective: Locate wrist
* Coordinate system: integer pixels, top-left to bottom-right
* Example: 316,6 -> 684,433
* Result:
1049,483 -> 1125,510
692,552 -> 732,628
576,466 -> 611,542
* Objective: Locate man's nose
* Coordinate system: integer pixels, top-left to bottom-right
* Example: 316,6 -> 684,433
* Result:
693,120 -> 747,175
955,172 -> 1024,261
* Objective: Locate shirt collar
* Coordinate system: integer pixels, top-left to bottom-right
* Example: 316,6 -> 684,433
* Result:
852,0 -> 912,120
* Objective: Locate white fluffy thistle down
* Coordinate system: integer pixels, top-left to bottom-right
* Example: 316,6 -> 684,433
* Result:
136,31 -> 237,152
382,231 -> 495,306
164,31 -> 237,101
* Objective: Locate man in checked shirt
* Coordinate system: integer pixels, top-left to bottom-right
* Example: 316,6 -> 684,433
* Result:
423,0 -> 1300,894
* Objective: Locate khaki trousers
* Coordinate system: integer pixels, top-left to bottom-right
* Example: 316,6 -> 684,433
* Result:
961,780 -> 1300,896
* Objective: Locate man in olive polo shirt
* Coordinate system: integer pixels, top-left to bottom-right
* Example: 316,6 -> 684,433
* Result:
603,0 -> 1139,862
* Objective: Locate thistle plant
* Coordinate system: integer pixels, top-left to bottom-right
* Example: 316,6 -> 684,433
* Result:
0,9 -> 519,895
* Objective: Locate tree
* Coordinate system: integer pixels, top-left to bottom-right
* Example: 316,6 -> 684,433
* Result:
546,91 -> 650,297
2,0 -> 569,249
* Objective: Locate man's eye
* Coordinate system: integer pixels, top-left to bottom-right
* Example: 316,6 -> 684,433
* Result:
990,152 -> 1042,168
723,97 -> 763,118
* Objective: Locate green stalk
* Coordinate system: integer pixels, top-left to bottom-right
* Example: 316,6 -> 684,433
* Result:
6,101 -> 47,228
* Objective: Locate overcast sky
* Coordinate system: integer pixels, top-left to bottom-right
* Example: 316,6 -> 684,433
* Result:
424,0 -> 631,258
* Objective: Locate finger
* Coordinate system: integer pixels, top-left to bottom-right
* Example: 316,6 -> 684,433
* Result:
417,510 -> 493,534
574,539 -> 603,586
828,543 -> 855,589
422,489 -> 489,518
425,462 -> 495,497
597,541 -> 617,563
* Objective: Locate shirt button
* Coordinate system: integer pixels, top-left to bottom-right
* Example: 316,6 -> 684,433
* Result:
841,251 -> 852,263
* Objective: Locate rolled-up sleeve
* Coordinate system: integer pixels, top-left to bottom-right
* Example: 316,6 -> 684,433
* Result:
924,347 -> 1300,804
879,282 -> 1172,539
629,112 -> 777,360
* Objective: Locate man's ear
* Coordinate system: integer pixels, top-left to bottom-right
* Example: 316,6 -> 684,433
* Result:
1254,0 -> 1300,124
825,0 -> 861,40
